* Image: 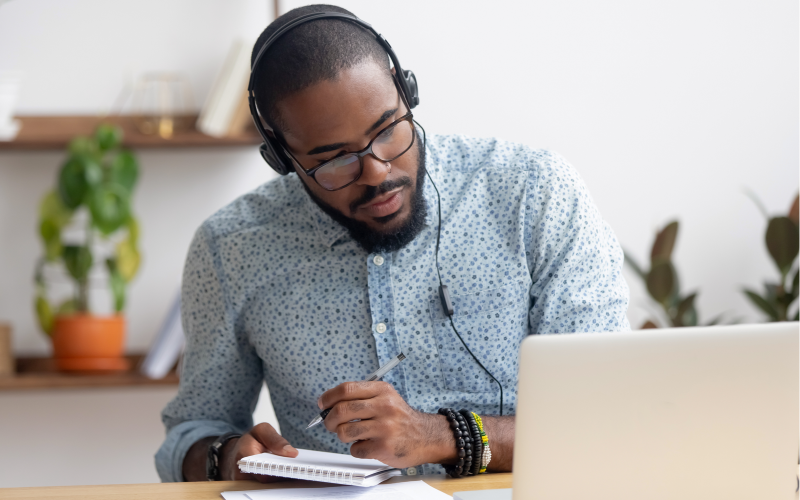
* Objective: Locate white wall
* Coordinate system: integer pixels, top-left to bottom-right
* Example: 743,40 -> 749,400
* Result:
0,0 -> 796,489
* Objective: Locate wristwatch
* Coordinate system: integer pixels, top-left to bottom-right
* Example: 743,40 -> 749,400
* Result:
206,432 -> 242,481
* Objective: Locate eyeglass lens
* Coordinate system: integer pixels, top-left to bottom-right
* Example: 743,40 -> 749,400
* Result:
314,118 -> 415,190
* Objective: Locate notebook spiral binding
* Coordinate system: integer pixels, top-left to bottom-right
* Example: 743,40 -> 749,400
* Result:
241,457 -> 358,485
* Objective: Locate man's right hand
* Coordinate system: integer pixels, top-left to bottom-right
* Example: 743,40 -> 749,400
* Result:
182,423 -> 298,482
220,423 -> 299,481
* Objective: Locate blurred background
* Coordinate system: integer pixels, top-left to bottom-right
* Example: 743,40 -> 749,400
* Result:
0,0 -> 797,488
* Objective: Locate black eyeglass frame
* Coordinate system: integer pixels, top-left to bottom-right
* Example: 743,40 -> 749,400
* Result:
279,79 -> 417,192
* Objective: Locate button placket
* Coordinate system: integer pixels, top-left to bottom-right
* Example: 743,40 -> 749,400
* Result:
365,252 -> 407,397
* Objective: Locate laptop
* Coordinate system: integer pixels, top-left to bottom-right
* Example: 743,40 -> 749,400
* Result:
455,322 -> 798,500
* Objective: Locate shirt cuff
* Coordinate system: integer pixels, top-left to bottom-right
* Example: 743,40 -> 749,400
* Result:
155,419 -> 241,482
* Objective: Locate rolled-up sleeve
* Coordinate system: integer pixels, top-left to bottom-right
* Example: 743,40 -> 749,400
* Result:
524,151 -> 630,334
155,224 -> 264,482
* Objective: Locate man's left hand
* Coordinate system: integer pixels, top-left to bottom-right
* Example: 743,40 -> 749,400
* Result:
319,381 -> 456,468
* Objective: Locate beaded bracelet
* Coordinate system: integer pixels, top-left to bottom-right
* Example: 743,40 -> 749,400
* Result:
471,412 -> 490,473
459,409 -> 483,476
438,407 -> 473,478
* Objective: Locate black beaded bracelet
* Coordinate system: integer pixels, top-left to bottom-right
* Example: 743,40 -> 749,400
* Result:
438,407 -> 473,478
459,409 -> 483,476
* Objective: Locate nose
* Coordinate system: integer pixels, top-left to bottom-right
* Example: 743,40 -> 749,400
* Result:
355,153 -> 391,187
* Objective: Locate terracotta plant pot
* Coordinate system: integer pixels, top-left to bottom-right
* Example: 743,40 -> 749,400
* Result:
52,314 -> 130,372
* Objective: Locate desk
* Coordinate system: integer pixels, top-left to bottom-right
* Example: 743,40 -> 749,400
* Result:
1,473 -> 512,499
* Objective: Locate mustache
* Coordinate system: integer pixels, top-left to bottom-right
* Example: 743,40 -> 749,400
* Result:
349,177 -> 412,215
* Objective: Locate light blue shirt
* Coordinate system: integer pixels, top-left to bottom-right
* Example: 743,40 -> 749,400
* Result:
155,134 -> 630,481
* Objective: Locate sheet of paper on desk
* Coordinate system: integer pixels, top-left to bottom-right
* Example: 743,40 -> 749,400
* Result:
221,480 -> 451,500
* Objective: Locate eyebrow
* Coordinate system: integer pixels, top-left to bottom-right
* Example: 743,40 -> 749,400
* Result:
305,107 -> 399,156
365,108 -> 398,135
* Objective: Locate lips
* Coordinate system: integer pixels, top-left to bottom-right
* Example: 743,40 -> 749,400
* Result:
360,187 -> 404,218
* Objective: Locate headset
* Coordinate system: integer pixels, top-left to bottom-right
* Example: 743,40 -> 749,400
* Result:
248,11 -> 419,176
247,12 -> 503,415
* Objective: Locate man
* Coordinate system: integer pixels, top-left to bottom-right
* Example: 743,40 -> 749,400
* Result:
156,4 -> 630,482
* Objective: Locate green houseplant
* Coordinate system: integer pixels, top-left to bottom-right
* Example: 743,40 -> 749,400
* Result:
625,221 -> 725,329
34,124 -> 142,371
742,193 -> 799,321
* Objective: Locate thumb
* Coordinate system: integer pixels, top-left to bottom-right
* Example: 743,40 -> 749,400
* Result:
251,423 -> 299,458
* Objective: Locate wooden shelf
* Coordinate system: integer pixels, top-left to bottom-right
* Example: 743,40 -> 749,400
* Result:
0,115 -> 262,150
0,354 -> 180,391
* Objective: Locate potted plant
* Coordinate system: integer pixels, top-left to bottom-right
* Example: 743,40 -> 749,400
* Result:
34,124 -> 141,371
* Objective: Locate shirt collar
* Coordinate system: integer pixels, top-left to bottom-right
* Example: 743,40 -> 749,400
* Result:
300,143 -> 439,249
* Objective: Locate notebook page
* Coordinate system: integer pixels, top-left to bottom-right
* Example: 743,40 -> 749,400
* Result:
221,480 -> 452,500
238,449 -> 392,475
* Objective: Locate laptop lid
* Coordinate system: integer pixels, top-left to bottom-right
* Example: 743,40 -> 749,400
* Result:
512,323 -> 798,500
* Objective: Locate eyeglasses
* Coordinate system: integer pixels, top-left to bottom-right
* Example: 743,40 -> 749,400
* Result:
282,112 -> 417,191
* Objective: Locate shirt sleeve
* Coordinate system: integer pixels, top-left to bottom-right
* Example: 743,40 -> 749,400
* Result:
155,224 -> 264,482
524,151 -> 631,334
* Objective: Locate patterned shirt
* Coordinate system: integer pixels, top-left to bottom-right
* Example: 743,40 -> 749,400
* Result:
155,134 -> 630,481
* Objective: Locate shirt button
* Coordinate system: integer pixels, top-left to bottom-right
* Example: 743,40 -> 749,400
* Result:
376,323 -> 387,333
406,467 -> 417,476
373,255 -> 385,266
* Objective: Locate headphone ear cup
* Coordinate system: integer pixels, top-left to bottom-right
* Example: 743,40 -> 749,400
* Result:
402,69 -> 420,108
259,137 -> 294,175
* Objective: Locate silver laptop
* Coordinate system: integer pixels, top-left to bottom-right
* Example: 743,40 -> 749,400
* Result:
505,322 -> 798,500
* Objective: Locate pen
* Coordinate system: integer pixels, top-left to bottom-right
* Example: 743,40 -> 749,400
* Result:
306,352 -> 407,429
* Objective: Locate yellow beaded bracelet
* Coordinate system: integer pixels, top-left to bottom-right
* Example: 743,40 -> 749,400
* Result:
471,412 -> 490,473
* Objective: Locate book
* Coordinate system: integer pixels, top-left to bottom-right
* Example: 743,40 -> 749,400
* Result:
237,449 -> 401,487
197,39 -> 253,138
139,292 -> 184,379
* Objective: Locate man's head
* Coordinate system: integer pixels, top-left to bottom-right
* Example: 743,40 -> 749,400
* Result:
251,5 -> 427,253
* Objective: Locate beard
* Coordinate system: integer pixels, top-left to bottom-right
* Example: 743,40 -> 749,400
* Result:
301,139 -> 428,254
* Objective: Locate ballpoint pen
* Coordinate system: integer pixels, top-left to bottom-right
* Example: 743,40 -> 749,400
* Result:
306,352 -> 407,429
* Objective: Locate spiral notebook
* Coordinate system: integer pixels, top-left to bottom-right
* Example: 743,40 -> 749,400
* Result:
237,449 -> 401,487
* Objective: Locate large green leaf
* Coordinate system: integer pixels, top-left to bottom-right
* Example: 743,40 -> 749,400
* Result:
743,289 -> 779,321
765,216 -> 799,275
650,221 -> 679,264
67,136 -> 98,159
62,245 -> 93,282
115,237 -> 141,282
39,219 -> 62,261
647,260 -> 675,304
106,258 -> 126,312
58,156 -> 102,208
88,183 -> 130,235
788,193 -> 798,226
35,295 -> 54,336
95,124 -> 123,151
110,149 -> 139,193
39,191 -> 73,228
792,269 -> 799,300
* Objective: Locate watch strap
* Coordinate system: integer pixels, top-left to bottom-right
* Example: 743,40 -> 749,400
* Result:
206,432 -> 242,481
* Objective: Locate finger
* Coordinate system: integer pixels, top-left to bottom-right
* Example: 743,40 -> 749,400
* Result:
232,434 -> 290,482
323,398 -> 378,432
349,439 -> 382,461
336,419 -> 380,444
318,381 -> 392,410
250,423 -> 298,457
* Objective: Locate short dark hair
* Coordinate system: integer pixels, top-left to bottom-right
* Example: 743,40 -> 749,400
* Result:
251,4 -> 391,133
